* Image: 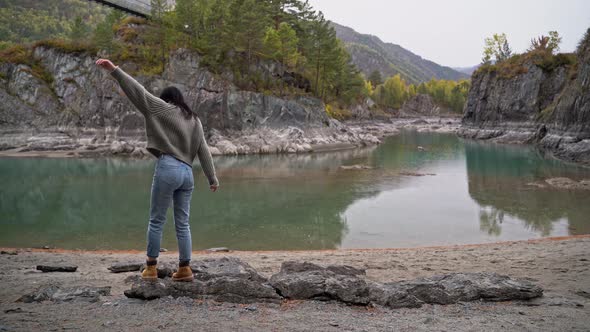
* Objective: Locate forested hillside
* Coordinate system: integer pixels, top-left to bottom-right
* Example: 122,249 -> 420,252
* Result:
332,23 -> 468,85
0,0 -> 365,106
0,0 -> 108,47
0,0 -> 470,117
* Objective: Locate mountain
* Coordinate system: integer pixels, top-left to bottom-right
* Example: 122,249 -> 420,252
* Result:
332,22 -> 469,84
453,65 -> 479,76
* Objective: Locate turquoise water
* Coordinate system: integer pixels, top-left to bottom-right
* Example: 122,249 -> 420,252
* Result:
1,130 -> 589,251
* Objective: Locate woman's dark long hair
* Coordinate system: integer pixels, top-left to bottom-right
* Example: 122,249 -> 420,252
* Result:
160,86 -> 197,118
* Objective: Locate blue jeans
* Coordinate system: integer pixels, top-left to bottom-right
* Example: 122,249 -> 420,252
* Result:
147,154 -> 194,263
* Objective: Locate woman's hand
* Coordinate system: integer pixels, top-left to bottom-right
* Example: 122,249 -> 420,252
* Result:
95,59 -> 117,72
210,185 -> 218,192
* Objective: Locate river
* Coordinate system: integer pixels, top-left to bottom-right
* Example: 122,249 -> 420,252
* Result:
1,130 -> 588,251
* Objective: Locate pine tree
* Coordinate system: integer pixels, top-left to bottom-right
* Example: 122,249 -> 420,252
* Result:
224,0 -> 271,76
69,15 -> 89,41
149,0 -> 176,73
368,70 -> 382,88
93,10 -> 123,54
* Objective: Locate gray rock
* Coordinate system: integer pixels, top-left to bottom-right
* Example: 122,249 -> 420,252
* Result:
339,165 -> 373,170
125,257 -> 281,303
400,94 -> 443,117
269,261 -> 371,305
574,290 -> 590,299
108,262 -> 143,273
191,257 -> 267,283
544,177 -> 590,190
206,247 -> 230,253
18,285 -> 110,303
369,273 -> 543,309
124,280 -> 170,301
36,265 -> 77,272
0,250 -> 17,255
326,265 -> 366,276
124,276 -> 280,304
271,262 -> 542,309
124,259 -> 543,308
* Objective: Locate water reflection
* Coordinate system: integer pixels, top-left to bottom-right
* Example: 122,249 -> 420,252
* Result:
0,131 -> 589,250
0,148 -> 384,251
464,141 -> 590,236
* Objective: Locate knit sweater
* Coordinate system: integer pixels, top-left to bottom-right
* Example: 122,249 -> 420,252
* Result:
110,67 -> 219,187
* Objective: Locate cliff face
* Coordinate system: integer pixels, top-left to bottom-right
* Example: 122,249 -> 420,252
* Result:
0,46 -> 337,151
460,30 -> 590,164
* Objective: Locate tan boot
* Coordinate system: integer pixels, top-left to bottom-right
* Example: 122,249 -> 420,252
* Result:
172,266 -> 194,282
141,265 -> 158,281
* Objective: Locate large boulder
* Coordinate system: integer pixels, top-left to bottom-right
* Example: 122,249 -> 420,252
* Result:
122,258 -> 543,308
269,261 -> 370,305
369,272 -> 543,309
124,257 -> 281,303
18,285 -> 110,303
190,257 -> 267,283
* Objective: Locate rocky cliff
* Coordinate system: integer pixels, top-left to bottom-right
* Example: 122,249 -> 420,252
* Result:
0,46 -> 382,156
459,29 -> 590,165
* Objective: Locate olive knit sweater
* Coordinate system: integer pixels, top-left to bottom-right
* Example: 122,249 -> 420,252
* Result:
110,67 -> 219,186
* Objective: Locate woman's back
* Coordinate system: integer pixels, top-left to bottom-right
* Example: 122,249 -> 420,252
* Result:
110,66 -> 218,186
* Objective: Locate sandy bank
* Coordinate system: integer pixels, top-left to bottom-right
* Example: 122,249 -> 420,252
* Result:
0,236 -> 589,331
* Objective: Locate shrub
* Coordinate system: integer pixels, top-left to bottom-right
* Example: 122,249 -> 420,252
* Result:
326,104 -> 352,121
475,50 -> 576,79
33,39 -> 98,55
535,52 -> 577,72
120,16 -> 147,26
118,26 -> 139,43
0,44 -> 30,64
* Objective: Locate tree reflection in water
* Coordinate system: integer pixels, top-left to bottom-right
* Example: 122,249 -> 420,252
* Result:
465,141 -> 590,237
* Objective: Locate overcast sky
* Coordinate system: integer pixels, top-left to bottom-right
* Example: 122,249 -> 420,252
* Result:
307,0 -> 590,68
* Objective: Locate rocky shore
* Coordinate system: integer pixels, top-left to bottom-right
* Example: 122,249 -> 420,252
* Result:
0,40 -> 465,160
0,236 -> 589,331
0,118 -> 461,159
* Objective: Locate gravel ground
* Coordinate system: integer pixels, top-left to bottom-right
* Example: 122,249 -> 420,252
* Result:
1,236 -> 589,332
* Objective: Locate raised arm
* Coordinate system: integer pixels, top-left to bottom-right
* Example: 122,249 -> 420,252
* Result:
196,119 -> 219,191
95,59 -> 167,115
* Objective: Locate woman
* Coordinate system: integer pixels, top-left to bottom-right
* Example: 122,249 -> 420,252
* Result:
96,59 -> 219,282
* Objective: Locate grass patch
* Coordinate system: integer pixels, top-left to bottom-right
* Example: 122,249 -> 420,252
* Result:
476,50 -> 577,79
0,44 -> 30,65
120,16 -> 147,26
326,104 -> 353,121
535,52 -> 577,72
33,39 -> 98,55
369,107 -> 391,118
118,26 -> 139,43
111,44 -> 164,76
0,44 -> 54,85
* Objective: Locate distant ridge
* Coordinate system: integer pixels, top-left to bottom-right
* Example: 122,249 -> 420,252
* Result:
453,65 -> 480,76
332,22 -> 469,84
